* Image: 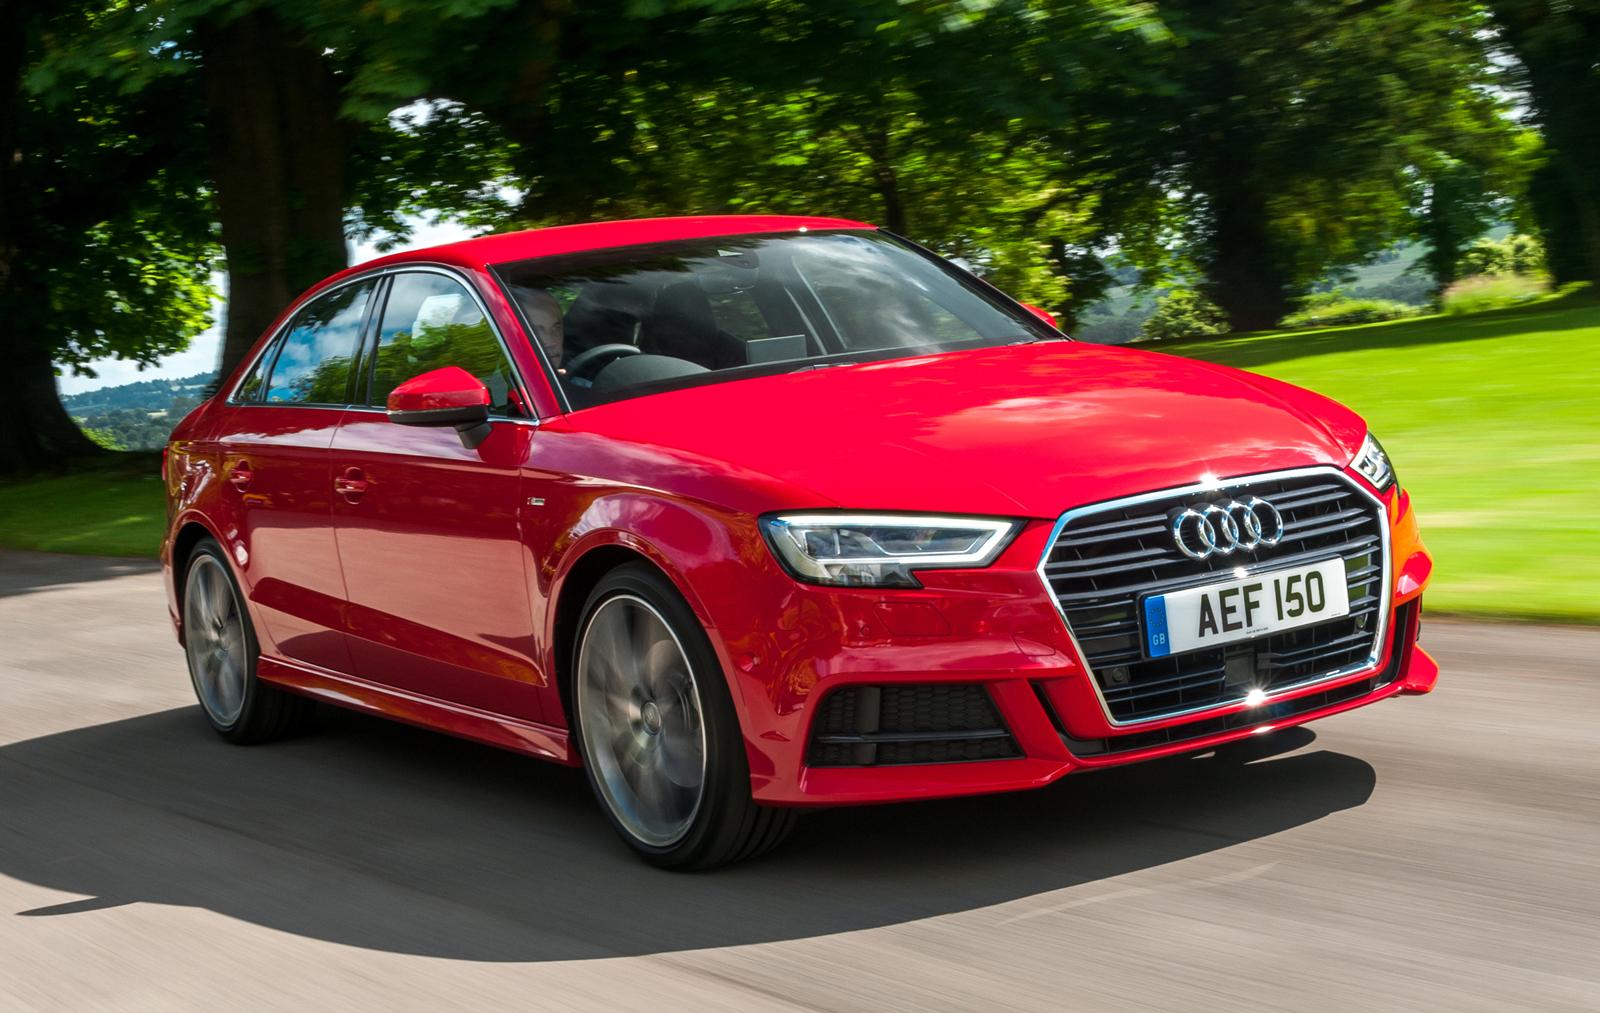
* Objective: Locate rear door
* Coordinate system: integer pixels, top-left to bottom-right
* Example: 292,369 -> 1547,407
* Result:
209,279 -> 375,674
329,268 -> 546,721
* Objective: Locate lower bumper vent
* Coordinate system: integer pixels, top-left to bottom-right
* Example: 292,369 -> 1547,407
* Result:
807,684 -> 1020,767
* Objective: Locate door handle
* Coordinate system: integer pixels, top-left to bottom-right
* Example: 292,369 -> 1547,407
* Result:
227,461 -> 253,491
334,467 -> 369,503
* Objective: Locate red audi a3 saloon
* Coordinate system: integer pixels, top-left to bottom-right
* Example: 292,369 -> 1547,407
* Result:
162,215 -> 1437,868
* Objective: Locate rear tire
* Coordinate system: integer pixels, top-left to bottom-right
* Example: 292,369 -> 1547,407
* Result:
572,563 -> 795,869
181,538 -> 312,744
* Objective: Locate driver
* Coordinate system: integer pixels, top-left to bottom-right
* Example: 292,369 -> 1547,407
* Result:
520,288 -> 566,374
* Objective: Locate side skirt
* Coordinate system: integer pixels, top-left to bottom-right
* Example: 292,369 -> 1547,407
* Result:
256,656 -> 576,765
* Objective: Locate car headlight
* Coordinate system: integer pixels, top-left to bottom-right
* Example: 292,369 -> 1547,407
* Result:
759,513 -> 1020,587
1352,432 -> 1396,491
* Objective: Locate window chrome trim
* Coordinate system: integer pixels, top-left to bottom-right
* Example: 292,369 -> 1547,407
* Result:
1034,465 -> 1392,729
224,261 -> 540,423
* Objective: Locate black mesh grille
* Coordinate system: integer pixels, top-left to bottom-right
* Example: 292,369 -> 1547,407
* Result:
1054,599 -> 1416,757
1042,471 -> 1386,723
807,684 -> 1020,767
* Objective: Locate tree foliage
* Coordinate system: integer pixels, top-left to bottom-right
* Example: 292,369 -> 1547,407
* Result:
1457,233 -> 1547,279
1141,289 -> 1229,342
1140,0 -> 1517,329
3,0 -> 1570,472
0,0 -> 215,473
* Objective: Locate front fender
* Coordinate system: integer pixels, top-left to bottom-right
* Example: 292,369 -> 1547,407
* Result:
542,491 -> 766,718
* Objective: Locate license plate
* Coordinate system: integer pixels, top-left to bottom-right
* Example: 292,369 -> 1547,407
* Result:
1143,558 -> 1349,658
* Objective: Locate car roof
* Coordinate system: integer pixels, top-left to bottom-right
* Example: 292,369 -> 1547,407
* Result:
352,214 -> 878,275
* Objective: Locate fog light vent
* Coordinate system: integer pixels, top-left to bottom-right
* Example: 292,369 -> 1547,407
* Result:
807,684 -> 1020,767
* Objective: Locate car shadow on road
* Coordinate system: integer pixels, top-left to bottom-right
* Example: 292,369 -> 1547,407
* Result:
0,550 -> 160,600
0,707 -> 1373,962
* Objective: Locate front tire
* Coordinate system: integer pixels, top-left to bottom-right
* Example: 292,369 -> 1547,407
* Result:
573,563 -> 795,869
181,538 -> 311,743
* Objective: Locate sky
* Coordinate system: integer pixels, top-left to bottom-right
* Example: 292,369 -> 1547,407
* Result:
57,217 -> 477,396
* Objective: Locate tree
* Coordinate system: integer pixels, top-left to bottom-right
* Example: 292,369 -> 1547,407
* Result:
0,0 -> 214,474
1456,232 -> 1547,277
54,0 -> 527,380
1490,0 -> 1600,286
1151,0 -> 1513,330
1417,156 -> 1499,290
195,6 -> 350,375
438,0 -> 1177,326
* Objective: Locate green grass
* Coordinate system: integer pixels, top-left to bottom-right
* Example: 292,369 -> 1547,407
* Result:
0,453 -> 166,557
1164,289 -> 1600,624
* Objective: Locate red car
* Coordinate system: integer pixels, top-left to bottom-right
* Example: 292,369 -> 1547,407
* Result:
162,215 -> 1437,868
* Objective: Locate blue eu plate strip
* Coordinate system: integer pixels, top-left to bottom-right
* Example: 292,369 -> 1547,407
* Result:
1144,595 -> 1171,658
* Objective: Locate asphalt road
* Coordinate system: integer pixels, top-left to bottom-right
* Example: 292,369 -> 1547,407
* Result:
1,549 -> 1597,1011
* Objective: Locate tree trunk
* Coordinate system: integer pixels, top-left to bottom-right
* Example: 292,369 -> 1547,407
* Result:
1202,178 -> 1292,332
0,338 -> 106,474
1182,38 -> 1292,333
199,9 -> 349,382
1492,3 -> 1600,287
0,1 -> 100,473
864,123 -> 908,234
1522,86 -> 1600,288
0,0 -> 25,296
1529,165 -> 1591,286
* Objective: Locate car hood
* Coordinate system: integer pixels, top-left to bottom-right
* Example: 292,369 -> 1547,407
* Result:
566,341 -> 1369,518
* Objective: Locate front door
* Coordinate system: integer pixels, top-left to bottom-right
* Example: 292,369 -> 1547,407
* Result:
330,269 -> 546,722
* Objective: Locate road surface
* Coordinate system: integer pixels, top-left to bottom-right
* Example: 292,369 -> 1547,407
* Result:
1,549 -> 1596,1011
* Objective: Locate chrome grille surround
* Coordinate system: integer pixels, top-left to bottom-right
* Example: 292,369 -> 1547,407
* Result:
1036,466 -> 1391,727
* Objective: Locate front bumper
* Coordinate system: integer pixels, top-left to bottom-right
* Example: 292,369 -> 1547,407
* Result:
721,476 -> 1434,807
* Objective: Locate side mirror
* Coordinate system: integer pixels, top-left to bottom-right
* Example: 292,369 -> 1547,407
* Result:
1020,303 -> 1061,330
386,366 -> 493,449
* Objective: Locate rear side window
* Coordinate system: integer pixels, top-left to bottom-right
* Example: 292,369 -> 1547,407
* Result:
261,282 -> 374,404
368,272 -> 518,415
234,353 -> 268,403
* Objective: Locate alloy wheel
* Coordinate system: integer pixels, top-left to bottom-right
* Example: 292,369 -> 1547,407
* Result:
184,554 -> 248,727
576,594 -> 708,848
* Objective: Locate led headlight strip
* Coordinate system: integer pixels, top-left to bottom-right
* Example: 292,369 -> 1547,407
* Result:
760,513 -> 1020,587
1352,432 -> 1396,492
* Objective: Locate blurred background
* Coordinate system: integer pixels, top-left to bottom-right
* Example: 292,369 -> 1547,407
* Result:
0,0 -> 1595,623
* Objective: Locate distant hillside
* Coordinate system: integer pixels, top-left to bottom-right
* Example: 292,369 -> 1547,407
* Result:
60,372 -> 217,451
61,372 -> 216,416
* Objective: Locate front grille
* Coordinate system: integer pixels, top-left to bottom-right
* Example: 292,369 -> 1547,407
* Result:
807,684 -> 1020,766
1040,469 -> 1387,723
1054,599 -> 1416,756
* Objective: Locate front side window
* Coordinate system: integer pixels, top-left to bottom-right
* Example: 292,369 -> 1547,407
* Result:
368,272 -> 519,415
261,281 -> 374,405
494,230 -> 1057,408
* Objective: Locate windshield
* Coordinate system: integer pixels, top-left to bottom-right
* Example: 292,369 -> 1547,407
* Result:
493,230 -> 1061,408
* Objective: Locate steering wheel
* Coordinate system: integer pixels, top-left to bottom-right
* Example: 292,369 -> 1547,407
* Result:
564,343 -> 642,382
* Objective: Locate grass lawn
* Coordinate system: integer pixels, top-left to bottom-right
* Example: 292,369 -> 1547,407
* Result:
1164,290 -> 1600,624
0,453 -> 166,558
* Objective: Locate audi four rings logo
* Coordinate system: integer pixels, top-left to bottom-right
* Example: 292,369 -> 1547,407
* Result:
1169,497 -> 1285,560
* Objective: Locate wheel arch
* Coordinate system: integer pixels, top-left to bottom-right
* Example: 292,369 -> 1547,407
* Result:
546,523 -> 742,737
550,543 -> 653,731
